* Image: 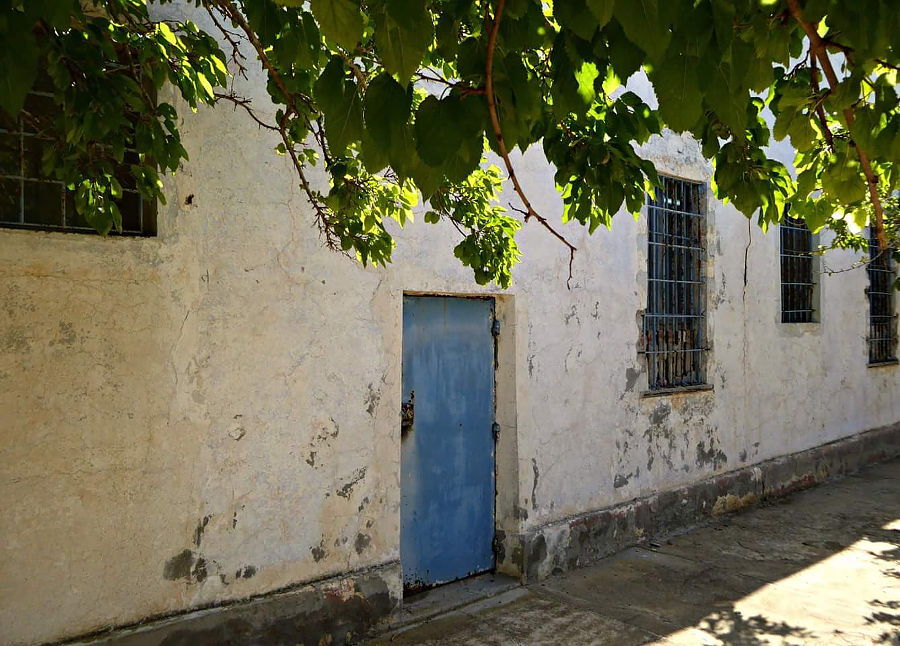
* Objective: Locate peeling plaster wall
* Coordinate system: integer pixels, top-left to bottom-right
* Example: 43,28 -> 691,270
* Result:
1,20 -> 898,646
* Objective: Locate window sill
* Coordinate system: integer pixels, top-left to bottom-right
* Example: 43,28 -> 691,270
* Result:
868,360 -> 899,369
641,384 -> 714,398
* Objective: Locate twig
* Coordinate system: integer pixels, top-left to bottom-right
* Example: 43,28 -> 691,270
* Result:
485,0 -> 577,287
788,0 -> 888,252
338,49 -> 367,90
204,5 -> 248,78
414,70 -> 486,96
214,92 -> 278,131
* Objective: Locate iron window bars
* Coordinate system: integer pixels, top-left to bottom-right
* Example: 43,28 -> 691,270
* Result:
780,214 -> 816,323
643,176 -> 707,390
867,228 -> 898,364
0,83 -> 155,235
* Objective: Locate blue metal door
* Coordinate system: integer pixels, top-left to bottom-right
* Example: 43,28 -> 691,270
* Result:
401,296 -> 496,590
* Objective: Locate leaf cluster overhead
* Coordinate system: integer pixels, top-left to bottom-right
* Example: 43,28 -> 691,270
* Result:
2,0 -> 899,285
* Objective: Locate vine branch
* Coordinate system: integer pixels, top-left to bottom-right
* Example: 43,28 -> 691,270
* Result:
788,0 -> 888,252
485,0 -> 577,287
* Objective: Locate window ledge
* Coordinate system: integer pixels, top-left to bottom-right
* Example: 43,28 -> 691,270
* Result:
868,360 -> 899,369
641,384 -> 714,398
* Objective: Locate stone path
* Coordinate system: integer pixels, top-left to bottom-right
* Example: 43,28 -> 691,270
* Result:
369,459 -> 900,645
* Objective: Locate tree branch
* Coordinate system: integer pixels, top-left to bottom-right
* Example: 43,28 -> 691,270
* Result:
338,49 -> 367,90
788,0 -> 888,252
485,0 -> 577,287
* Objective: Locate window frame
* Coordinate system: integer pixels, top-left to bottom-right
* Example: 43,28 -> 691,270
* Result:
0,84 -> 156,237
642,175 -> 709,392
779,214 -> 818,324
866,228 -> 898,366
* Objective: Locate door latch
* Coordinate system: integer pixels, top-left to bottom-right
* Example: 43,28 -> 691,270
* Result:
492,422 -> 500,440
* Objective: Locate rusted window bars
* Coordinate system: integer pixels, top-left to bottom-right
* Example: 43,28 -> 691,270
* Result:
643,176 -> 707,390
780,214 -> 816,323
867,228 -> 898,364
0,82 -> 155,235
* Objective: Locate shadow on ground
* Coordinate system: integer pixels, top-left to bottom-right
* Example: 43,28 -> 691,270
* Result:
367,459 -> 900,645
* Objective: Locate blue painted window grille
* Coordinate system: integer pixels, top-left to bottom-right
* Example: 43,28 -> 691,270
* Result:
0,82 -> 155,235
643,176 -> 707,390
780,214 -> 815,323
867,229 -> 897,364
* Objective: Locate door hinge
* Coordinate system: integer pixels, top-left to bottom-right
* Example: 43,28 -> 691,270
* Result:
491,318 -> 501,336
492,422 -> 500,440
492,534 -> 504,555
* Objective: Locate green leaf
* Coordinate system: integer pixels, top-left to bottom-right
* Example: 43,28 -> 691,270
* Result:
613,0 -> 671,63
650,53 -> 702,132
605,19 -> 644,81
414,95 -> 463,167
374,8 -> 432,84
314,57 -> 364,153
555,0 -> 598,42
310,0 -> 363,51
586,0 -> 615,28
363,73 -> 411,149
0,14 -> 38,117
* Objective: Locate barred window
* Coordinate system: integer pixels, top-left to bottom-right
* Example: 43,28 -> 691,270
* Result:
780,214 -> 816,323
643,176 -> 707,390
867,229 -> 897,365
0,85 -> 155,235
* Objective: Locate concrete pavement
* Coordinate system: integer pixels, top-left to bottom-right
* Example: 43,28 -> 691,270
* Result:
369,459 -> 900,645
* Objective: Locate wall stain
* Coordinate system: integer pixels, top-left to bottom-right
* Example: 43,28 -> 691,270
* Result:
531,459 -> 539,510
337,467 -> 367,499
354,533 -> 371,554
563,305 -> 579,326
614,473 -> 631,488
163,550 -> 195,580
235,565 -> 257,579
163,550 -> 211,584
311,539 -> 327,562
696,440 -> 728,470
364,383 -> 380,417
193,515 -> 211,548
644,403 -> 675,473
649,403 -> 670,427
624,367 -> 641,393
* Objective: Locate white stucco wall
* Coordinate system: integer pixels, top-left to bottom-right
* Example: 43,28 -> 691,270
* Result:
1,25 -> 898,646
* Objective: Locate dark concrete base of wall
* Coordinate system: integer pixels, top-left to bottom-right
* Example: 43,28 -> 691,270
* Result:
499,423 -> 900,583
60,562 -> 400,646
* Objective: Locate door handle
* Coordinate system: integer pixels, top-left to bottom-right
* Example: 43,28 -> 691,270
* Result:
401,390 -> 415,437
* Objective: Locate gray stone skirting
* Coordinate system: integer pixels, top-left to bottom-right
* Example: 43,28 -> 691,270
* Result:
498,422 -> 900,582
57,561 -> 400,646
